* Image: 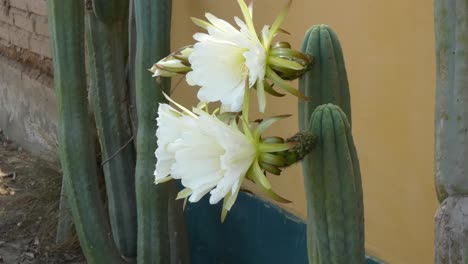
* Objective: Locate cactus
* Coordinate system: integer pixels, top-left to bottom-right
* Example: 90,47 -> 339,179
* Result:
301,104 -> 364,264
47,1 -> 125,263
434,0 -> 468,262
49,0 -> 189,262
92,0 -> 128,25
167,183 -> 191,264
299,24 -> 351,132
133,0 -> 178,263
128,0 -> 138,139
299,25 -> 364,264
85,1 -> 137,258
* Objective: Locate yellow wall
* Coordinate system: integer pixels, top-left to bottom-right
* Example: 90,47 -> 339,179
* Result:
170,1 -> 438,263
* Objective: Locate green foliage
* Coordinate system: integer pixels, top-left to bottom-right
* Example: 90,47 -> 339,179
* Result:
302,104 -> 364,264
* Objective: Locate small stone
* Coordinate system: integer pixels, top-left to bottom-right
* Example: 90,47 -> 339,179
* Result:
22,252 -> 35,259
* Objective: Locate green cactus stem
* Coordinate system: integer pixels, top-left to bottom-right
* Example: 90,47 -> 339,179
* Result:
92,0 -> 128,25
128,0 -> 138,140
167,183 -> 191,264
434,0 -> 468,263
301,104 -> 364,264
47,1 -> 125,263
434,0 -> 468,203
85,2 -> 137,258
299,24 -> 351,131
55,182 -> 73,244
134,0 -> 178,263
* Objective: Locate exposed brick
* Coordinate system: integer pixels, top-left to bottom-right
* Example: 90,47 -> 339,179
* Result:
29,0 -> 48,17
0,1 -> 51,64
0,22 -> 10,41
30,34 -> 50,58
33,14 -> 48,37
9,26 -> 30,49
0,38 -> 11,47
12,9 -> 33,32
10,0 -> 48,16
9,0 -> 29,12
0,7 -> 14,24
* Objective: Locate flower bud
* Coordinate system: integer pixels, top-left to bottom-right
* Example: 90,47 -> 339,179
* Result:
268,42 -> 313,80
278,132 -> 317,166
149,46 -> 193,78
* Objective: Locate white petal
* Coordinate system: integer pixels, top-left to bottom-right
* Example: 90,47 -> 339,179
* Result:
186,11 -> 267,112
164,110 -> 255,204
154,103 -> 197,182
205,13 -> 239,35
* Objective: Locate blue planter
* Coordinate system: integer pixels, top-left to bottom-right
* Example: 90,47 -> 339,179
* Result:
185,192 -> 382,264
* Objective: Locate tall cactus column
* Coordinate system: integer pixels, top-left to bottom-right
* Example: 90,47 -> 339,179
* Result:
434,0 -> 468,263
299,25 -> 364,264
301,105 -> 364,264
47,1 -> 125,263
85,0 -> 137,258
299,24 -> 351,131
133,0 -> 174,263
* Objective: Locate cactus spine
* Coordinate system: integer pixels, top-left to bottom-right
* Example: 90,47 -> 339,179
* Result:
299,25 -> 364,264
85,0 -> 137,258
299,25 -> 351,131
47,1 -> 125,263
434,0 -> 468,262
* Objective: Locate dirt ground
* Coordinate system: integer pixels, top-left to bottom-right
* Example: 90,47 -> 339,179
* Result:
0,131 -> 84,264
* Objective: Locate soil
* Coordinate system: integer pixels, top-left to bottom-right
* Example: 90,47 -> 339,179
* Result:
0,131 -> 84,264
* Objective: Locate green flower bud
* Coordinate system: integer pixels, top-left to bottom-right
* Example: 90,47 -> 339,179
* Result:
279,132 -> 317,166
149,46 -> 193,78
268,42 -> 313,81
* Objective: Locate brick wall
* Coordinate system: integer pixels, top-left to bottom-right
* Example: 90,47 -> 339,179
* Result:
0,0 -> 51,74
0,0 -> 57,160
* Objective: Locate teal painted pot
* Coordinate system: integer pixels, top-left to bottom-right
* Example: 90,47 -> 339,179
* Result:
185,192 -> 382,264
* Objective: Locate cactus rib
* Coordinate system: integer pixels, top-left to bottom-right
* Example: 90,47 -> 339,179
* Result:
134,0 -> 173,263
85,6 -> 137,258
92,0 -> 128,25
302,104 -> 364,264
47,1 -> 125,263
299,25 -> 351,131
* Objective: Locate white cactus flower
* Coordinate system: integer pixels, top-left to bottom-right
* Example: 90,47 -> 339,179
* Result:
154,99 -> 256,210
186,1 -> 268,112
172,109 -> 256,204
154,103 -> 197,183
